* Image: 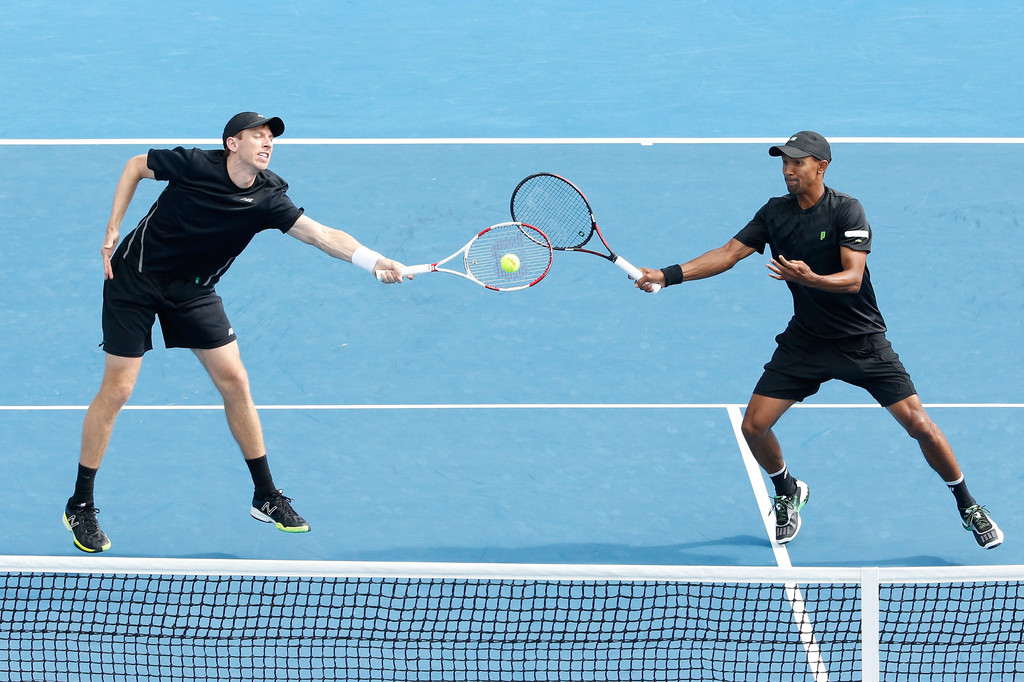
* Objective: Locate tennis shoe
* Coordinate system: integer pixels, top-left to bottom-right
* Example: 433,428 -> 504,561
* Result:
961,504 -> 1003,549
771,480 -> 810,545
250,490 -> 310,533
63,500 -> 112,553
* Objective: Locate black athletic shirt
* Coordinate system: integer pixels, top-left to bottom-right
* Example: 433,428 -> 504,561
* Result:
734,187 -> 887,339
115,147 -> 304,285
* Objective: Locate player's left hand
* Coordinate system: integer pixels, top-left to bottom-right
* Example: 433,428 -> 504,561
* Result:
767,255 -> 814,284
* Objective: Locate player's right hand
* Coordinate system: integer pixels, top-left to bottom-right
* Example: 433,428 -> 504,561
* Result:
102,230 -> 119,280
634,267 -> 665,293
375,257 -> 413,284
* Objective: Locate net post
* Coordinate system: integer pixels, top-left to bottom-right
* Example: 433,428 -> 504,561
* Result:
860,567 -> 880,682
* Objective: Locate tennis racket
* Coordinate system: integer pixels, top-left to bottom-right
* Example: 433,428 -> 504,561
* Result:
510,172 -> 660,293
377,221 -> 553,292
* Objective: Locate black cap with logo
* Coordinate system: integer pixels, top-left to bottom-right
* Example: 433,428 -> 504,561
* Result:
768,131 -> 831,162
222,112 -> 285,148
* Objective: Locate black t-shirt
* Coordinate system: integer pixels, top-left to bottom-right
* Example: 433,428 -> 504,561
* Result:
734,187 -> 887,339
115,147 -> 303,285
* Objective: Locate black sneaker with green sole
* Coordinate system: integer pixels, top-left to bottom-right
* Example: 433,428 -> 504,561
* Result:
63,500 -> 112,553
250,490 -> 310,533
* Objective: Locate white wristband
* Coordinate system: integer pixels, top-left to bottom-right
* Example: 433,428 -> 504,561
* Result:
351,246 -> 383,273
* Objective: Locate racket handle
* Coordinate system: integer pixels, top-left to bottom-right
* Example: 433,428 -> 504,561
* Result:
375,263 -> 431,281
612,256 -> 662,293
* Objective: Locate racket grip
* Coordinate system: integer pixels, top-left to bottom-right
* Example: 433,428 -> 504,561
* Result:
612,256 -> 662,293
375,264 -> 431,281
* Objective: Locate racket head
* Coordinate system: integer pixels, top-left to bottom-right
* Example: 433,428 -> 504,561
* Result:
510,173 -> 597,250
464,222 -> 553,291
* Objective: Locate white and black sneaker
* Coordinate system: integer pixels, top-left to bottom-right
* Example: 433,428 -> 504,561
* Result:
961,505 -> 1003,549
250,490 -> 310,533
771,480 -> 810,545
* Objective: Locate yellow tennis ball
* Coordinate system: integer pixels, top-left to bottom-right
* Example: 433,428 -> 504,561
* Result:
501,253 -> 521,273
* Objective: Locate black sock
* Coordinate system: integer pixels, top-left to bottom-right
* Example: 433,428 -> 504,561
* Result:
947,476 -> 977,512
769,464 -> 798,497
246,455 -> 277,498
70,464 -> 98,506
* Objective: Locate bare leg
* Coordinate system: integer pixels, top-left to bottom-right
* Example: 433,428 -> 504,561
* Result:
740,394 -> 797,474
194,341 -> 311,532
743,393 -> 808,544
885,394 -> 961,482
80,353 -> 144,468
887,394 -> 1005,548
193,341 -> 265,460
68,353 -> 142,552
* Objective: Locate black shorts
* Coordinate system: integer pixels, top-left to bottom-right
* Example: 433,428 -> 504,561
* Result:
101,257 -> 236,357
753,325 -> 917,407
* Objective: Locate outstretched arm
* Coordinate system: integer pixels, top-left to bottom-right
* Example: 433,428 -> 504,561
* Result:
103,154 -> 155,280
635,238 -> 757,291
286,214 -> 409,284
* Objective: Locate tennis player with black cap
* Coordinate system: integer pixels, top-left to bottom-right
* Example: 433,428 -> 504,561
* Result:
636,131 -> 1002,549
63,112 -> 409,553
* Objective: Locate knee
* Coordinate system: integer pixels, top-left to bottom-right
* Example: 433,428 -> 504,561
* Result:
741,413 -> 771,443
97,378 -> 135,410
903,413 -> 940,443
210,364 -> 252,398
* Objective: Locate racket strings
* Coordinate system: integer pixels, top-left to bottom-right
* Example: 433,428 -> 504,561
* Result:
466,223 -> 552,290
512,178 -> 593,249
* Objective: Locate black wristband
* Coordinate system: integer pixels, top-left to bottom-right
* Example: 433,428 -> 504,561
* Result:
660,264 -> 684,286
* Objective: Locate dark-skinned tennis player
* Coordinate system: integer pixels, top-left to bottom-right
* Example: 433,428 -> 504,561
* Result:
635,131 -> 1002,549
63,112 -> 410,553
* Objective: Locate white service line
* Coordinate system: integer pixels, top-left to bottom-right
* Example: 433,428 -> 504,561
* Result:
2,402 -> 1022,411
2,136 -> 1024,146
726,405 -> 830,682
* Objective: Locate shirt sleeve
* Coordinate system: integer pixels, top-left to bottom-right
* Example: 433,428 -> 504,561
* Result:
147,147 -> 194,182
837,197 -> 872,252
262,179 -> 304,233
734,202 -> 771,254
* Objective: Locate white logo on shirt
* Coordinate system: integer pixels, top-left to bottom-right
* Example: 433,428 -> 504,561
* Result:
239,197 -> 254,203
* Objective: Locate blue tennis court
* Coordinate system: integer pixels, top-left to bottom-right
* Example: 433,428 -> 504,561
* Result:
2,3 -> 1024,678
3,141 -> 1023,567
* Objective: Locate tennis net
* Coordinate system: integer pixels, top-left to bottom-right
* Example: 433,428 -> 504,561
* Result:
1,556 -> 1022,681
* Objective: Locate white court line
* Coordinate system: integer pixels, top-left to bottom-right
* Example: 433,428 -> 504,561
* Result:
724,406 -> 791,567
1,137 -> 1024,146
1,402 -> 1021,411
1,403 -> 737,411
726,405 -> 830,682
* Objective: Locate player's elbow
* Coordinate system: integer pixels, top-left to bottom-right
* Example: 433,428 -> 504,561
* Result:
711,255 -> 742,277
836,268 -> 865,293
128,154 -> 152,179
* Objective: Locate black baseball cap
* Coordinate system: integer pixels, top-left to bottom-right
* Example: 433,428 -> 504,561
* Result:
768,131 -> 831,162
222,112 -> 285,148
